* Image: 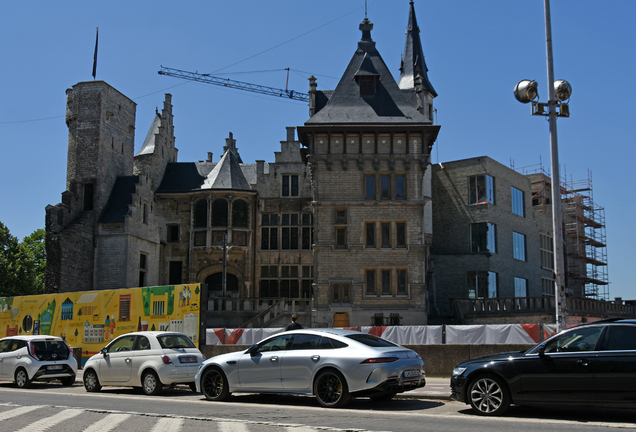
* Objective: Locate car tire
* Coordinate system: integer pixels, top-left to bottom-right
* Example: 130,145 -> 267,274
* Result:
60,376 -> 76,386
314,369 -> 352,408
15,368 -> 31,388
370,391 -> 397,402
201,367 -> 231,401
189,382 -> 198,393
468,374 -> 511,416
83,369 -> 102,392
142,370 -> 163,396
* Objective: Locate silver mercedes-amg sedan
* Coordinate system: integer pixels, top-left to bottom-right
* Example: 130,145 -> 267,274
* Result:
194,328 -> 425,407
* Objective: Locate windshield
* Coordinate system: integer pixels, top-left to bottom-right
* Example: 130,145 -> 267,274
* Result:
346,334 -> 398,348
158,334 -> 196,349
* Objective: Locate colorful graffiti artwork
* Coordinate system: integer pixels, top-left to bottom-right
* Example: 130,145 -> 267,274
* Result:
0,284 -> 201,365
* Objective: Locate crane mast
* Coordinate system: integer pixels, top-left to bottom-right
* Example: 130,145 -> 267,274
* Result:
158,66 -> 309,103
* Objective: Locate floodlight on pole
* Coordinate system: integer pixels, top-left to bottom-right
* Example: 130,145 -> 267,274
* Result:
514,0 -> 570,334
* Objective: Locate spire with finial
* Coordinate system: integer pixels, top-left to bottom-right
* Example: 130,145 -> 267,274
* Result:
398,1 -> 436,96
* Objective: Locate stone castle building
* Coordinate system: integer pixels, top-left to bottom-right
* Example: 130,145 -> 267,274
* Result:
46,2 -> 439,328
45,2 -> 616,327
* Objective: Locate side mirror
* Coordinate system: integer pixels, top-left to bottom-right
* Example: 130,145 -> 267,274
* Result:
101,348 -> 108,356
537,344 -> 546,357
246,344 -> 258,355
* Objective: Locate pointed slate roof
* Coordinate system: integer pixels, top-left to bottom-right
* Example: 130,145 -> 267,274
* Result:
136,111 -> 161,156
201,149 -> 251,190
398,1 -> 437,96
306,17 -> 428,125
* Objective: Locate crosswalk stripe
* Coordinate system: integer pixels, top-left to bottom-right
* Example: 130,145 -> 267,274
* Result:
0,405 -> 44,421
151,417 -> 184,432
13,408 -> 84,432
219,421 -> 250,432
83,413 -> 132,432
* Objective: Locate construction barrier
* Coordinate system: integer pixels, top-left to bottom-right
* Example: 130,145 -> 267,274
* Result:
206,323 -> 558,346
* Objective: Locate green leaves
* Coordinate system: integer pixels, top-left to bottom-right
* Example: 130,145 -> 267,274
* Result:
0,222 -> 45,297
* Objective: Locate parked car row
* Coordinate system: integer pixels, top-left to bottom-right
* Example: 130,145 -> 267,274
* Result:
3,319 -> 636,414
0,328 -> 425,408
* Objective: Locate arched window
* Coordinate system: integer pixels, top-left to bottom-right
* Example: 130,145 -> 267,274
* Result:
193,200 -> 207,228
232,200 -> 249,227
212,199 -> 228,227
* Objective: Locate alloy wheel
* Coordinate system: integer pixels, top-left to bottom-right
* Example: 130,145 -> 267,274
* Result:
202,368 -> 230,401
469,375 -> 510,415
314,370 -> 351,408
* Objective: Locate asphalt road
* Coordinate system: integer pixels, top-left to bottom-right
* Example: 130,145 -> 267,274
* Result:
0,381 -> 635,432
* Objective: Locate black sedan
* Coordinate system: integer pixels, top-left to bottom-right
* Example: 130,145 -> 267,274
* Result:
451,319 -> 636,415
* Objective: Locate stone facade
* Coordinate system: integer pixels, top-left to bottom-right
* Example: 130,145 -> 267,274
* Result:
45,6 -> 443,328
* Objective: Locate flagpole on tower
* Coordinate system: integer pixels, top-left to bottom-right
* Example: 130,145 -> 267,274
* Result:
92,27 -> 99,79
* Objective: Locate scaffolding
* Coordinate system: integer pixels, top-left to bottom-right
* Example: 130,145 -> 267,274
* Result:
516,162 -> 609,301
561,171 -> 609,301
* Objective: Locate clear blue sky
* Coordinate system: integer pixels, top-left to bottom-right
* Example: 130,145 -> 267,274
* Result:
1,1 -> 634,300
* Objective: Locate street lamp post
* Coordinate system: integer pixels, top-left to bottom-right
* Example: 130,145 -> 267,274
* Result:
514,0 -> 571,333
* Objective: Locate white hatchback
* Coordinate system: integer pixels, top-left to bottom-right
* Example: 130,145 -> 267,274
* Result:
83,331 -> 205,395
0,335 -> 78,388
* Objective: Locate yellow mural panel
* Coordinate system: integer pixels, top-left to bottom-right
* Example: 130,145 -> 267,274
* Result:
0,284 -> 201,364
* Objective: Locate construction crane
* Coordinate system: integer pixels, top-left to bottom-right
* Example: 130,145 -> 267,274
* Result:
158,66 -> 309,103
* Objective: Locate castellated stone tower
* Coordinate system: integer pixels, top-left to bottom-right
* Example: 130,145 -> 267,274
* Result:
46,81 -> 136,293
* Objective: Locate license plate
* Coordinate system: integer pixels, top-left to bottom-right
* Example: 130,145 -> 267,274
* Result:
403,370 -> 420,378
179,356 -> 198,364
47,365 -> 63,371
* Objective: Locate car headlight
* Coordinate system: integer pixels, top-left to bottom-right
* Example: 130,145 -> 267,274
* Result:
452,367 -> 467,377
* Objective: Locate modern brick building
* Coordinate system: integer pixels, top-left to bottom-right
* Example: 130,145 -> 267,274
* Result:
429,157 -> 555,320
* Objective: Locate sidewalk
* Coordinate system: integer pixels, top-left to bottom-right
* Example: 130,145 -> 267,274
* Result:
396,377 -> 452,401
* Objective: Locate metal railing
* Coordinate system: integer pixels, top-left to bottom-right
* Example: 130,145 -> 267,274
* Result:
453,297 -> 635,320
206,297 -> 313,328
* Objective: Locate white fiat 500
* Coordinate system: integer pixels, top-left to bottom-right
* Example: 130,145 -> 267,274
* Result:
0,335 -> 78,388
83,331 -> 205,395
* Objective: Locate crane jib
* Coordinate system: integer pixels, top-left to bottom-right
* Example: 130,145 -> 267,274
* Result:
158,67 -> 309,103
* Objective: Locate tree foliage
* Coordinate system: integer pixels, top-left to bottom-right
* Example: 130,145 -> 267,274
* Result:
0,222 -> 45,297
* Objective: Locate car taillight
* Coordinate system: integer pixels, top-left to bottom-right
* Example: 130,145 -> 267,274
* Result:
360,357 -> 399,364
162,355 -> 172,365
27,342 -> 39,360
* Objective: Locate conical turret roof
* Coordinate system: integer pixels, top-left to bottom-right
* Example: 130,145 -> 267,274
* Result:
136,111 -> 161,156
398,1 -> 437,96
201,148 -> 251,190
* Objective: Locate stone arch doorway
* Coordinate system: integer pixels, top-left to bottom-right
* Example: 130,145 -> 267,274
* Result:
205,272 -> 239,298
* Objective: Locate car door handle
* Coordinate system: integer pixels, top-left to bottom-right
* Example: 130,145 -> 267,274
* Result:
125,358 -> 132,363
311,355 -> 320,362
577,359 -> 590,366
270,356 -> 278,362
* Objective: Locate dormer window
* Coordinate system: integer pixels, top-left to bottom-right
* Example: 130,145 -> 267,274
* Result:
359,76 -> 376,96
355,53 -> 379,97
